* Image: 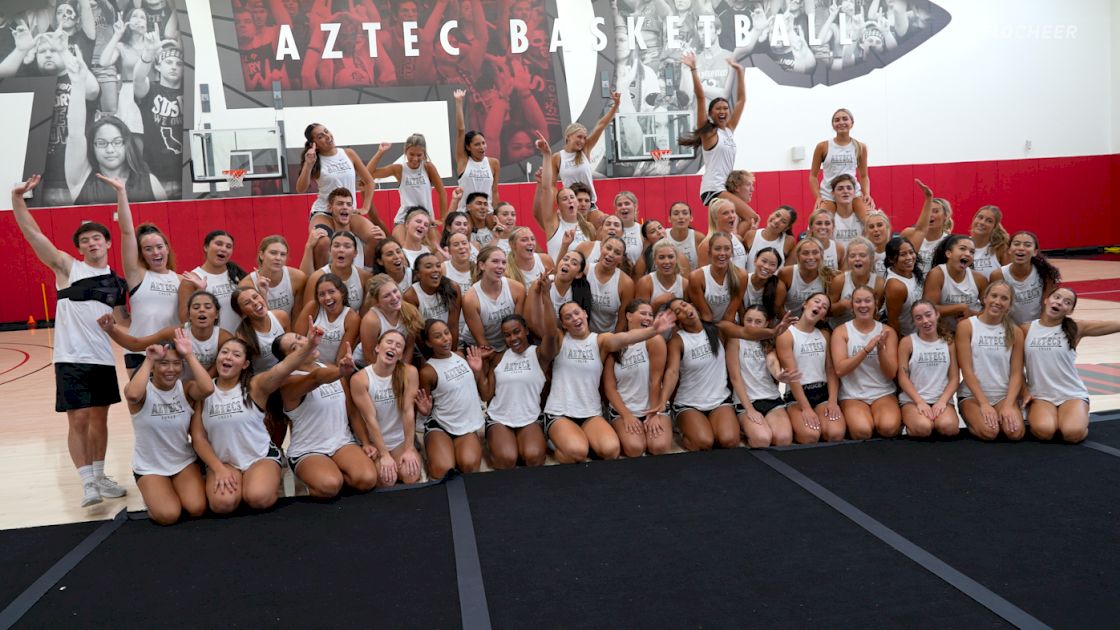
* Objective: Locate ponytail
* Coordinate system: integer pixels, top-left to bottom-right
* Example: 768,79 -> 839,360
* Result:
303,124 -> 323,180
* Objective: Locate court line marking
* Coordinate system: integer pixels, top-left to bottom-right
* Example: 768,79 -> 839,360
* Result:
0,348 -> 30,376
1082,441 -> 1120,459
0,508 -> 127,630
752,451 -> 1050,630
445,474 -> 492,630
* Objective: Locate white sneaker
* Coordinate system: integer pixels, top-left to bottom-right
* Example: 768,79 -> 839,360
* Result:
96,476 -> 127,498
81,482 -> 103,507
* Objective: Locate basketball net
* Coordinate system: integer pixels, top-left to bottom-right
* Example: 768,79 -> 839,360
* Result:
222,169 -> 248,189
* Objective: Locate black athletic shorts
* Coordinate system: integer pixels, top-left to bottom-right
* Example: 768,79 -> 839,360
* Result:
735,397 -> 786,416
700,190 -> 723,207
55,362 -> 121,412
124,353 -> 144,370
783,382 -> 829,409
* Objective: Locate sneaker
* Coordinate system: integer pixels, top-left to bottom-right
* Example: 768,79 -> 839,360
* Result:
96,476 -> 128,498
81,482 -> 103,507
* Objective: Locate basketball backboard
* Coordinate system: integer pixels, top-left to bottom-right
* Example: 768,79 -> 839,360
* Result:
613,111 -> 696,162
189,127 -> 284,182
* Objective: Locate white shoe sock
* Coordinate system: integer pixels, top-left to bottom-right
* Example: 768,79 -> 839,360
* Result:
93,460 -> 105,481
79,465 -> 95,485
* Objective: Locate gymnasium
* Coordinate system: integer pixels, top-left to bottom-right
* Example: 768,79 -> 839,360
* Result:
1,0 -> 1119,627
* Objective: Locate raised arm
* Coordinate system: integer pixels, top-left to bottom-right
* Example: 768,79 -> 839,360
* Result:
99,174 -> 143,286
682,52 -> 706,132
899,178 -> 933,251
599,310 -> 675,355
99,14 -> 127,68
585,92 -> 621,154
280,343 -> 355,410
453,89 -> 468,167
727,58 -> 747,130
250,317 -> 324,402
11,176 -> 71,275
531,132 -> 558,236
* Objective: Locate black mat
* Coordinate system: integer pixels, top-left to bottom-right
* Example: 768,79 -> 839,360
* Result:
15,487 -> 459,629
0,520 -> 102,610
776,439 -> 1120,627
466,450 -> 1007,628
1087,418 -> 1120,450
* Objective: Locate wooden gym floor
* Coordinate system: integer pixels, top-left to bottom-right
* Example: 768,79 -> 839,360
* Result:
2,258 -> 1119,531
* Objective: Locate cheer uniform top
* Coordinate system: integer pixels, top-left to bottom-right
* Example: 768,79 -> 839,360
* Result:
362,365 -> 408,451
249,268 -> 294,315
899,333 -> 952,405
673,329 -> 731,411
131,380 -> 196,477
588,264 -> 622,333
818,139 -> 862,202
286,364 -> 354,462
309,150 -> 356,216
557,150 -> 596,204
1001,264 -> 1043,325
457,156 -> 493,210
427,354 -> 484,436
702,266 -> 732,322
488,347 -> 547,428
462,279 -> 515,351
127,269 -> 180,364
1024,320 -> 1088,405
839,321 -> 896,401
746,231 -> 785,273
958,316 -> 1012,403
700,127 -> 737,197
202,383 -> 273,471
191,266 -> 239,333
545,333 -> 602,419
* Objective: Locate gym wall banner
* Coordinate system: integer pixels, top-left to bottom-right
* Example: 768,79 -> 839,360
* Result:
0,0 -> 949,208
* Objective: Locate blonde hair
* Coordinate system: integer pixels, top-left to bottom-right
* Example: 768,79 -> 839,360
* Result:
473,245 -> 505,284
707,198 -> 735,234
807,208 -> 835,237
831,108 -> 863,160
651,238 -> 683,277
707,232 -> 742,298
724,170 -> 755,194
404,133 -> 429,162
975,204 -> 1009,251
980,280 -> 1016,349
563,123 -> 588,164
365,273 -> 423,338
614,190 -> 639,213
256,235 -> 288,266
504,227 -> 534,286
793,236 -> 837,287
932,197 -> 954,234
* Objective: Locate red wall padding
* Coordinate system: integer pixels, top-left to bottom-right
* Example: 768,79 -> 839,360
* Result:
2,154 -> 1117,325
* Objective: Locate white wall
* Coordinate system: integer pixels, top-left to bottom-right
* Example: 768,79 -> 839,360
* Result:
733,0 -> 1114,171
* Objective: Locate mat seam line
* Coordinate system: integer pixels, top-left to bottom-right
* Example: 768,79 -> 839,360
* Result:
0,508 -> 127,630
751,451 -> 1051,630
1081,440 -> 1120,459
446,474 -> 492,630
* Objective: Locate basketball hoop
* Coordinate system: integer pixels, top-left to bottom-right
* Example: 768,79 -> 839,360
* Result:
222,169 -> 248,189
649,149 -> 671,161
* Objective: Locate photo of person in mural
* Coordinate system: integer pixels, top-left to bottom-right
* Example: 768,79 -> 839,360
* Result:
229,0 -> 562,164
0,0 -> 183,204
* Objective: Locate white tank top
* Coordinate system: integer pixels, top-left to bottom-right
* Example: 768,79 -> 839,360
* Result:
488,347 -> 547,427
938,264 -> 980,330
674,329 -> 730,409
127,269 -> 180,359
55,260 -> 118,365
320,264 -> 364,313
314,306 -> 350,366
130,380 -> 196,476
517,254 -> 546,287
463,279 -> 515,350
899,333 -> 951,405
363,365 -> 407,450
250,268 -> 294,315
971,244 -> 999,280
588,264 -> 622,333
886,270 -> 921,336
310,150 -> 356,215
958,316 -> 1012,402
839,321 -> 895,401
821,240 -> 841,270
732,339 -> 781,404
545,333 -> 603,418
649,273 -> 684,303
393,268 -> 413,294
202,382 -> 270,471
546,217 -> 589,261
702,266 -> 732,322
584,241 -> 602,267
744,274 -> 765,309
612,341 -> 651,414
819,139 -> 862,202
286,365 -> 353,459
700,127 -> 737,194
917,235 -> 946,275
443,261 -> 473,297
549,283 -> 575,317
395,163 -> 433,223
557,150 -> 596,203
250,312 -> 285,373
730,235 -> 749,270
192,266 -> 239,333
182,324 -> 219,382
1001,264 -> 1043,325
1024,321 -> 1087,404
784,266 -> 826,314
471,227 -> 494,248
457,156 -> 493,210
828,271 -> 857,330
428,354 -> 484,434
789,327 -> 828,385
412,282 -> 450,323
668,229 -> 699,269
402,245 -> 426,268
621,223 -> 643,265
832,212 -> 863,247
746,231 -> 785,273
